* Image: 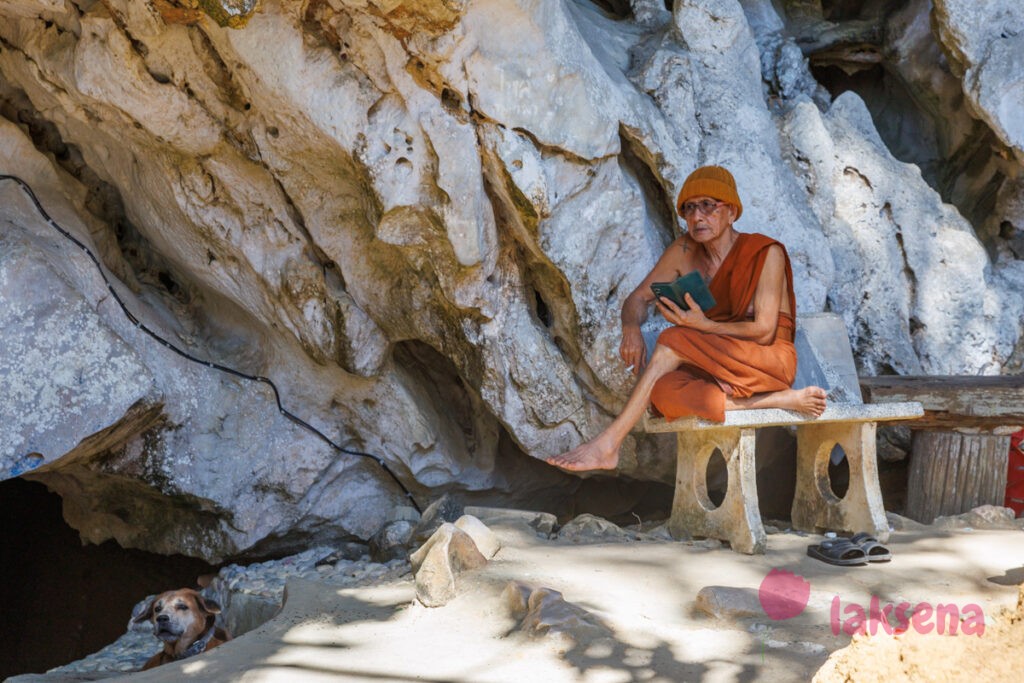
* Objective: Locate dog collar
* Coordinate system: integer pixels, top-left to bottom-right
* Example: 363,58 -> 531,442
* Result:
177,625 -> 216,661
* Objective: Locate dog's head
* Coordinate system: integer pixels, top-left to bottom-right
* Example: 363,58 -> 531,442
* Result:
133,589 -> 222,645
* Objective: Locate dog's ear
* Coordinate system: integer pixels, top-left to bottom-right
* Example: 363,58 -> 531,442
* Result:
132,597 -> 156,624
196,595 -> 222,616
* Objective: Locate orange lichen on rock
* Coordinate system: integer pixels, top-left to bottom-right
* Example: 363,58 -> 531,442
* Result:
152,0 -> 259,29
153,0 -> 204,26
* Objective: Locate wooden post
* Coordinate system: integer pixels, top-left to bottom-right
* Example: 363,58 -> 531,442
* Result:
905,430 -> 1011,524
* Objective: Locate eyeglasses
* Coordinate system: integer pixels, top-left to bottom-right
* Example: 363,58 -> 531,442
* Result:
681,199 -> 724,217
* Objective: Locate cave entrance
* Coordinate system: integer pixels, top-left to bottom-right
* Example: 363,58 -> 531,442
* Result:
0,478 -> 218,679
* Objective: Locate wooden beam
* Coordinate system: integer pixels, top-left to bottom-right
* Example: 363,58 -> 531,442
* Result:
859,376 -> 1024,430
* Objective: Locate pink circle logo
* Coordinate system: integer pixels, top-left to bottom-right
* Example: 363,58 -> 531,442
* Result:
759,568 -> 812,620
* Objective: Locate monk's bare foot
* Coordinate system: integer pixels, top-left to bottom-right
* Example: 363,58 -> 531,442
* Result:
546,439 -> 620,472
774,386 -> 828,417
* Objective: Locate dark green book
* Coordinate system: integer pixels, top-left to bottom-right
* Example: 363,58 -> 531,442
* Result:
650,271 -> 716,311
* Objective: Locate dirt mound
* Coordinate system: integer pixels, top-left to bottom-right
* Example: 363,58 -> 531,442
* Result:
814,584 -> 1024,682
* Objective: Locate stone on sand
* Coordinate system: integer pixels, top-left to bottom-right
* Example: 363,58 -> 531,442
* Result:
463,506 -> 558,537
504,581 -> 612,643
409,523 -> 487,607
556,514 -> 639,543
695,586 -> 764,620
369,520 -> 415,563
933,505 -> 1019,531
453,515 -> 501,559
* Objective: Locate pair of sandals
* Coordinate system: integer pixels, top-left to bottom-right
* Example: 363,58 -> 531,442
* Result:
807,532 -> 891,566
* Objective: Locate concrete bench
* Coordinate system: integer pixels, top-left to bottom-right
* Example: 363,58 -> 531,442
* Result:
642,314 -> 923,554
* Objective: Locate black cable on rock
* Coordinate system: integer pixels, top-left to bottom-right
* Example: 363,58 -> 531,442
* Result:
1,174 -> 421,513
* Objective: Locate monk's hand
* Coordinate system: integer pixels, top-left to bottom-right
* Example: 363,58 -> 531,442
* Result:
656,293 -> 710,330
620,324 -> 646,375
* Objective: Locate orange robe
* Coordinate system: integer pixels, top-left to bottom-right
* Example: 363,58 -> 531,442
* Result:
649,233 -> 797,423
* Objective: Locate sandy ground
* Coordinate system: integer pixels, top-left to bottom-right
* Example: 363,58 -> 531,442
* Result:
29,521 -> 1024,683
814,584 -> 1024,682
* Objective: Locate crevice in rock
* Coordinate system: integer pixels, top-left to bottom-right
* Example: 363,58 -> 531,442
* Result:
533,288 -> 553,328
187,24 -> 251,114
618,124 -> 676,244
440,86 -> 466,117
103,3 -> 150,61
478,144 -> 623,421
232,528 -> 356,566
476,140 -> 577,348
392,339 -> 497,462
0,81 -> 176,300
796,20 -> 883,71
999,219 -> 1024,261
968,171 -> 1006,244
889,206 -> 922,347
170,34 -> 260,162
268,172 -> 336,273
405,56 -> 471,123
389,340 -> 574,499
522,259 -> 577,358
586,0 -> 633,21
1003,328 -> 1024,374
509,125 -> 597,168
303,0 -> 337,47
821,0 -> 896,22
0,82 -> 72,163
384,341 -> 671,520
940,128 -> 1005,232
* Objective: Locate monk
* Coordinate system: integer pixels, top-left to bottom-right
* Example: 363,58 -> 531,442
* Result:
548,165 -> 827,472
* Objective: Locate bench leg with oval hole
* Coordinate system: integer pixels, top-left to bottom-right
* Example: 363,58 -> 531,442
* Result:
791,422 -> 889,541
667,426 -> 767,554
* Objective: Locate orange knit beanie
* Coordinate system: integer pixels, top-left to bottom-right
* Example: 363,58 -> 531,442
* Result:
676,165 -> 743,219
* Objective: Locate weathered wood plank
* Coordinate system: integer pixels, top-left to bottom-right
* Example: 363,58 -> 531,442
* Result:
859,375 -> 1024,429
906,433 -> 940,523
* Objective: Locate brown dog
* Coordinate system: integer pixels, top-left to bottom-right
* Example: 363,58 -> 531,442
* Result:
133,588 -> 231,670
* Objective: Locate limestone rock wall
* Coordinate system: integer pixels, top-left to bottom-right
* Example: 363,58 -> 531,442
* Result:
0,0 -> 1021,560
